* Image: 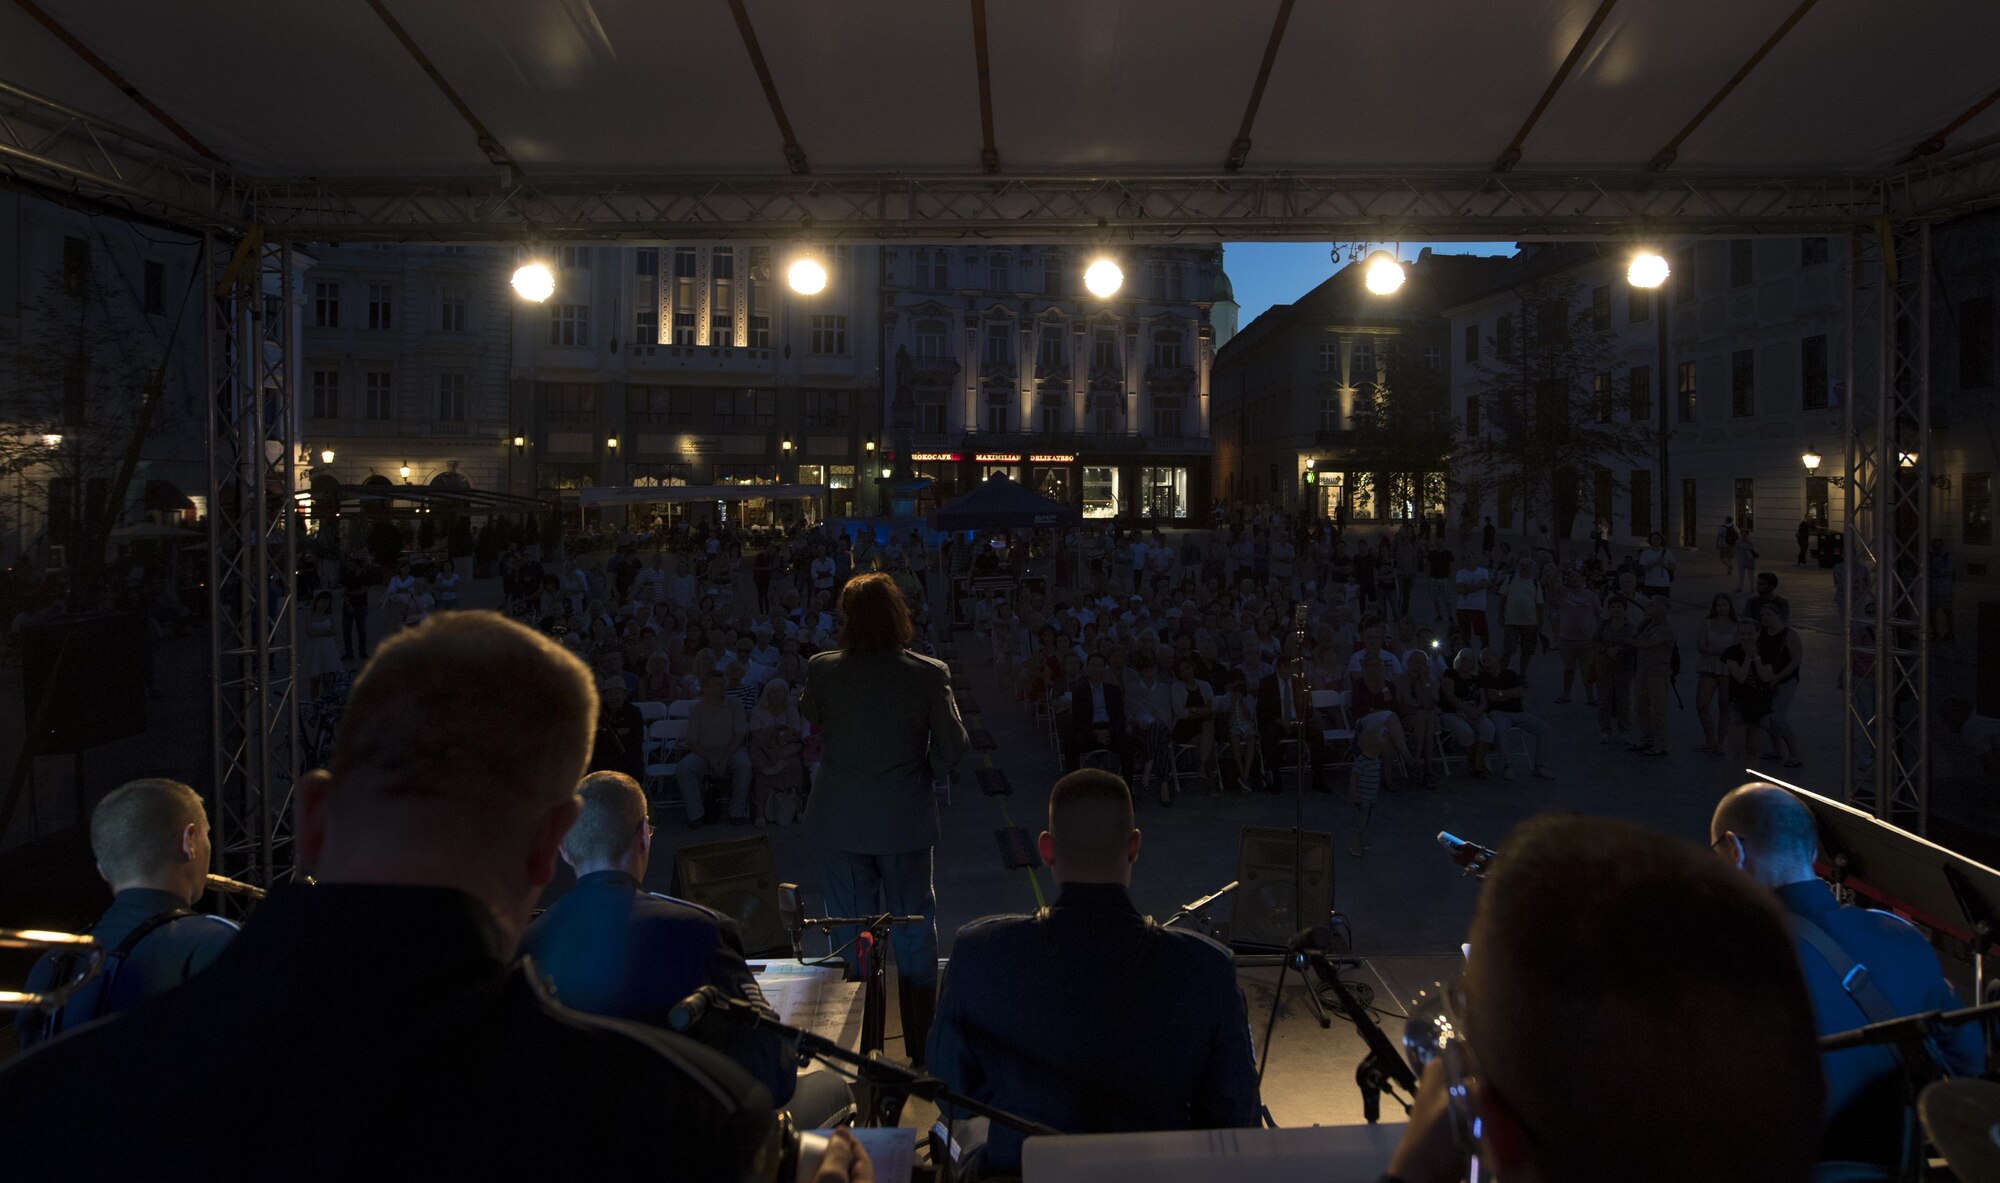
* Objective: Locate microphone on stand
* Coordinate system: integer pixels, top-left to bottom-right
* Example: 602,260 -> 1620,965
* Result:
667,985 -> 727,1032
1437,832 -> 1496,879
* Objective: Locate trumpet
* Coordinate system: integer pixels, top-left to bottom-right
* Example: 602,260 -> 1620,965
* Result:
205,873 -> 267,900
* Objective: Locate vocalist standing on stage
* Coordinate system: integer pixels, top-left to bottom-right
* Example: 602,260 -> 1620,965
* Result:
801,571 -> 968,1067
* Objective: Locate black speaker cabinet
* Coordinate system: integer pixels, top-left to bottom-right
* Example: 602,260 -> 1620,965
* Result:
21,611 -> 147,755
1978,602 -> 2000,719
672,834 -> 787,956
1230,826 -> 1335,951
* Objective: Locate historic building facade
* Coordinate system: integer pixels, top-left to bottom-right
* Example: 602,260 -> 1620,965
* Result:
879,245 -> 1224,521
1212,250 -> 1508,522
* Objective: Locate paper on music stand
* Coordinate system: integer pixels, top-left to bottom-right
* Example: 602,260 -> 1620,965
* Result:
807,1127 -> 913,1183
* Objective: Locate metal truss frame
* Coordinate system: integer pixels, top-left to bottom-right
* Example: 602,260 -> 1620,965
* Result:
205,233 -> 300,892
1842,223 -> 1930,833
7,77 -> 2000,243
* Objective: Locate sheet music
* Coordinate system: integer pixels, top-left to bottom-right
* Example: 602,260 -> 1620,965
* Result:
750,959 -> 865,1050
807,1127 -> 913,1183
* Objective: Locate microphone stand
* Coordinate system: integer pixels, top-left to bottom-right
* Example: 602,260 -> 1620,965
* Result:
1160,880 -> 1237,933
1296,948 -> 1418,1124
1816,997 -> 2000,1181
800,913 -> 927,1060
689,992 -> 1060,1183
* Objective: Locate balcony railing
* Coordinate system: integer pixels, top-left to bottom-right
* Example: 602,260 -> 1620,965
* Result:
1145,364 -> 1195,391
903,356 -> 960,385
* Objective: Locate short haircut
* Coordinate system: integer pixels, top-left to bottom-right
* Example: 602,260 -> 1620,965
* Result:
837,572 -> 913,652
1465,815 -> 1820,1183
1712,783 -> 1819,867
1047,769 -> 1134,870
1760,573 -> 1779,589
562,772 -> 648,867
91,778 -> 204,883
329,612 -> 597,829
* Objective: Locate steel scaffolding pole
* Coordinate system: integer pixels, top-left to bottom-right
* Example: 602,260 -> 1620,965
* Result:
205,232 -> 300,893
1842,222 -> 1930,833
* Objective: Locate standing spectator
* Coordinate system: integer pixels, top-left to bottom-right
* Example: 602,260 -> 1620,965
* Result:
1552,568 -> 1602,705
1591,520 -> 1611,561
340,558 -> 370,662
1481,515 -> 1496,557
1795,515 -> 1813,566
1497,557 -> 1545,678
1452,555 -> 1491,649
1392,529 -> 1420,616
801,572 -> 968,1067
1637,531 -> 1677,598
1754,604 -> 1804,769
1478,647 -> 1555,779
1722,618 -> 1774,759
1734,524 -> 1760,593
1596,577 -> 1641,743
434,561 -> 460,612
1629,595 -> 1675,757
1422,543 -> 1455,625
1717,516 -> 1738,573
1693,594 -> 1739,754
1743,572 -> 1792,626
1348,730 -> 1385,857
677,670 -> 752,828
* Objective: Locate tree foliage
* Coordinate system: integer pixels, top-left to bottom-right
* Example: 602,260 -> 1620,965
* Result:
1350,346 -> 1454,522
1456,276 -> 1656,539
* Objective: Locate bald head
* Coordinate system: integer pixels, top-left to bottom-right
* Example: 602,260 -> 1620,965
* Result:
1038,770 -> 1139,886
1710,782 -> 1820,888
1464,815 -> 1820,1183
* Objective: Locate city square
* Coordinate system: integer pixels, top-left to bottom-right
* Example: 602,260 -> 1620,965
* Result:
2,3 -> 1999,1181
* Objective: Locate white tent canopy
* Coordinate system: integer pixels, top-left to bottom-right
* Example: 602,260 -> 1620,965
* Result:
2,0 -> 1996,240
575,483 -> 828,507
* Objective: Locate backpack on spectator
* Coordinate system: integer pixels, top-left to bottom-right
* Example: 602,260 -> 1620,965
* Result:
1724,525 -> 1740,547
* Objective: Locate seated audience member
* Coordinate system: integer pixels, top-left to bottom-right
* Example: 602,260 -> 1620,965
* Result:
522,771 -> 852,1125
679,668 -> 754,827
14,778 -> 238,1050
588,677 -> 647,781
1066,652 -> 1130,776
0,612 -> 835,1182
929,769 -> 1260,1177
1477,646 -> 1555,780
1384,814 -> 1822,1183
1710,783 -> 1985,1167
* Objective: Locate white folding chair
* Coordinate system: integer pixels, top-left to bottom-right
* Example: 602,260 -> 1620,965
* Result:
636,700 -> 670,723
666,698 -> 697,720
642,718 -> 690,806
1314,688 -> 1357,770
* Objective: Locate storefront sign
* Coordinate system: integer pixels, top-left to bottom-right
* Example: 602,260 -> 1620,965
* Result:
974,452 -> 1023,464
1028,453 -> 1077,464
910,452 -> 962,462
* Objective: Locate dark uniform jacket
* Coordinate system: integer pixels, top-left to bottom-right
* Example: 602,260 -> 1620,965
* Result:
521,869 -> 795,1104
13,887 -> 237,1050
801,647 -> 967,855
1779,880 -> 1986,1164
0,884 -> 773,1182
928,882 -> 1262,1174
1066,678 -> 1127,764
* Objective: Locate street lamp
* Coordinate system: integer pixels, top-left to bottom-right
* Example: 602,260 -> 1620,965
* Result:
399,463 -> 412,480
780,437 -> 793,452
319,448 -> 335,465
606,435 -> 619,450
864,437 -> 876,452
1801,444 -> 1847,488
512,435 -> 526,449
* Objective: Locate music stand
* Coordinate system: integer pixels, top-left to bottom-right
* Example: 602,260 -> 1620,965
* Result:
1764,776 -> 2000,1001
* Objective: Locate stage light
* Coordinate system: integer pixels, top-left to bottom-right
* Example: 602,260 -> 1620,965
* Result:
1898,450 -> 1919,469
319,448 -> 335,465
399,463 -> 412,479
512,261 -> 556,303
1362,251 -> 1405,295
1801,447 -> 1822,473
1084,258 -> 1123,298
787,257 -> 827,295
1627,252 -> 1670,289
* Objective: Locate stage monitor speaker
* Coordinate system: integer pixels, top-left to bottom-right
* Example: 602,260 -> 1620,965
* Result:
672,834 -> 787,956
21,611 -> 147,755
1230,826 -> 1335,951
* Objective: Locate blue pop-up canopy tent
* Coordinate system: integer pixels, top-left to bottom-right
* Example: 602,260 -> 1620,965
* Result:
930,474 -> 1079,531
